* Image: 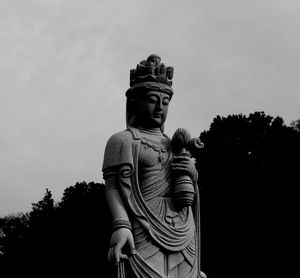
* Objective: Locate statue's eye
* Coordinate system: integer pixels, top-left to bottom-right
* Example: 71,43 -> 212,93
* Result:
147,96 -> 158,103
163,98 -> 170,106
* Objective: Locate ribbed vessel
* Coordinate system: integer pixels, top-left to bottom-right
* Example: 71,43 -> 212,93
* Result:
174,174 -> 195,207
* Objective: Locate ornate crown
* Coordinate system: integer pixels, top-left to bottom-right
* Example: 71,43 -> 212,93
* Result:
126,54 -> 174,98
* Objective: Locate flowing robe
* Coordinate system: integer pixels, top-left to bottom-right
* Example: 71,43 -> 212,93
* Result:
102,128 -> 202,278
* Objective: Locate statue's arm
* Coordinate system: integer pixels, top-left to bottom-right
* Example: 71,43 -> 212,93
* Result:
105,174 -> 130,222
105,174 -> 136,263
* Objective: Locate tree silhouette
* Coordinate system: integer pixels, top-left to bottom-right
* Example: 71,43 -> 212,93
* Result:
55,181 -> 111,276
196,112 -> 300,277
31,188 -> 54,214
290,119 -> 300,132
0,182 -> 111,277
0,213 -> 30,273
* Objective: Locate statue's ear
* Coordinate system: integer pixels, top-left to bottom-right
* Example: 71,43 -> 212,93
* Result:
126,97 -> 138,129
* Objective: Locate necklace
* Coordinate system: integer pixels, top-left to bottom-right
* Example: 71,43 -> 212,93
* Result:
140,137 -> 170,162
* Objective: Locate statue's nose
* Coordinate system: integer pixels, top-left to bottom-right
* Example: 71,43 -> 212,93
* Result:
156,99 -> 163,110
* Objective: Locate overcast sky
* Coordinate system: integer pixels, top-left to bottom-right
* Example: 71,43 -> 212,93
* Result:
1,0 -> 299,216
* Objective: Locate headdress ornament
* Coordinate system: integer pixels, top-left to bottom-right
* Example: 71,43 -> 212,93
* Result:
126,54 -> 174,98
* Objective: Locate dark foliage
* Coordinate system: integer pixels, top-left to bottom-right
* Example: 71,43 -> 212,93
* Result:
0,213 -> 30,268
0,182 -> 111,277
196,112 -> 300,277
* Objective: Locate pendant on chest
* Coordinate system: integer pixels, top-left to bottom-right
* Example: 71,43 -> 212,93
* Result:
141,139 -> 170,163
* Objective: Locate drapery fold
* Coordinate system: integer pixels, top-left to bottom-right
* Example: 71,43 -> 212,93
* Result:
103,128 -> 203,278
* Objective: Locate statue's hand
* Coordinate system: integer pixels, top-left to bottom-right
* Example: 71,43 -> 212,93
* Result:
200,271 -> 207,278
172,156 -> 198,181
108,227 -> 136,264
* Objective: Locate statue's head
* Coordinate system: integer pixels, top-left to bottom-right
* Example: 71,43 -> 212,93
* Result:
125,54 -> 174,131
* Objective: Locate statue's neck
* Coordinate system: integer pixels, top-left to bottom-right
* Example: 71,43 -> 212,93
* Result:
138,127 -> 165,142
138,127 -> 162,135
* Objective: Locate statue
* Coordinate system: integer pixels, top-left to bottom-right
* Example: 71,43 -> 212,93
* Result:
102,54 -> 206,278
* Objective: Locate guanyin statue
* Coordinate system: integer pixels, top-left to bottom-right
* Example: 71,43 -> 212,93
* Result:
102,54 -> 206,278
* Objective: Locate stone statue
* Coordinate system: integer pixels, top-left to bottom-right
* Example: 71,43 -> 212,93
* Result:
102,54 -> 206,278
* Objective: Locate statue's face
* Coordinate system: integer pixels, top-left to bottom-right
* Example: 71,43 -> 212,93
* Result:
136,91 -> 170,129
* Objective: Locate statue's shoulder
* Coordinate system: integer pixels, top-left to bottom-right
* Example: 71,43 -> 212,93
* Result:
105,129 -> 135,146
103,129 -> 138,172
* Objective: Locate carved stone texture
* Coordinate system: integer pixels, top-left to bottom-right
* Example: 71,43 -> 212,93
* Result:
171,128 -> 195,208
102,55 -> 206,278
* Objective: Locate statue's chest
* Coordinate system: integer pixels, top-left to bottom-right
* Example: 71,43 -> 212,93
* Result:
138,138 -> 171,168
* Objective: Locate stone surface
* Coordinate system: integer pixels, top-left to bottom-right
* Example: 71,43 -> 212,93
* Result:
102,55 -> 206,278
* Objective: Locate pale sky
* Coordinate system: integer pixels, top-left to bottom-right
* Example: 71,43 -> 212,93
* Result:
1,0 -> 300,216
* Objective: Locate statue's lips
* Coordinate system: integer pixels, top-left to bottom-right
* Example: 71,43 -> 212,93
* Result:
153,113 -> 162,118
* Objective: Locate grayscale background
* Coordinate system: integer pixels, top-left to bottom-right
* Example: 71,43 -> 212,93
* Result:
1,0 -> 299,215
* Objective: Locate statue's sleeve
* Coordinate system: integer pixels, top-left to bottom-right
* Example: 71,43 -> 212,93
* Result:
102,131 -> 134,180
